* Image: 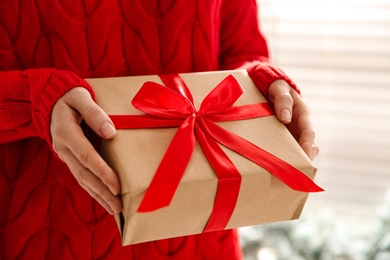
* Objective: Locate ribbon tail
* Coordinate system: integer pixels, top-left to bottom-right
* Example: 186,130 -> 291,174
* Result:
137,116 -> 196,212
206,103 -> 274,122
199,119 -> 323,192
195,119 -> 242,232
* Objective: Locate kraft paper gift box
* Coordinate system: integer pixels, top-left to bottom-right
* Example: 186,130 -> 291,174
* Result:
87,70 -> 322,246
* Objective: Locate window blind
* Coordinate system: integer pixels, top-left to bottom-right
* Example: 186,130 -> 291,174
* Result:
257,0 -> 390,220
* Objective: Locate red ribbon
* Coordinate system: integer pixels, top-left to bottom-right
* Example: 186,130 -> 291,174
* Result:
110,74 -> 323,232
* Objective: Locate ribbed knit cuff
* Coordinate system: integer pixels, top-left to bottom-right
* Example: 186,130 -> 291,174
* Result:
26,69 -> 94,145
247,61 -> 300,99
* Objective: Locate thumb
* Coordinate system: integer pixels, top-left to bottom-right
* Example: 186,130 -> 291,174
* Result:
268,80 -> 294,124
64,87 -> 116,139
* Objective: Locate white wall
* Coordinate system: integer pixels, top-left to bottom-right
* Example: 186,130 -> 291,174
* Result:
257,0 -> 390,220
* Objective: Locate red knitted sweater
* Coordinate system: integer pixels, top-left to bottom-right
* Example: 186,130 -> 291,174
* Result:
0,1 -> 294,259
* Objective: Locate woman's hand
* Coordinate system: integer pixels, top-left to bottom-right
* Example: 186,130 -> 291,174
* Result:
268,80 -> 319,160
51,87 -> 122,215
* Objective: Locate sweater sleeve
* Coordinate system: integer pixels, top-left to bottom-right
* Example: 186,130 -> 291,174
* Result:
0,69 -> 93,144
219,0 -> 299,96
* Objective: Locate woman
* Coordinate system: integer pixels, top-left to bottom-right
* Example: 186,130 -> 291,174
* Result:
0,0 -> 318,259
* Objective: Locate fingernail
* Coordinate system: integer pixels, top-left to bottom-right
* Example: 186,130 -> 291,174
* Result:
100,122 -> 116,138
280,109 -> 291,122
311,144 -> 319,158
102,201 -> 114,215
107,183 -> 118,196
108,200 -> 119,214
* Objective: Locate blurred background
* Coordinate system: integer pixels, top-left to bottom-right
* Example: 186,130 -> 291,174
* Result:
240,1 -> 390,259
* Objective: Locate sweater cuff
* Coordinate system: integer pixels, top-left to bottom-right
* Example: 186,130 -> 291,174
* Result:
246,61 -> 300,98
26,69 -> 94,145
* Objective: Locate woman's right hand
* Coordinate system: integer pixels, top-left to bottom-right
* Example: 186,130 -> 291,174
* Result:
50,87 -> 122,215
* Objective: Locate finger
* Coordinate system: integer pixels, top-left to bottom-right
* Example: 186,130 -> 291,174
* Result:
311,143 -> 320,159
58,122 -> 121,196
290,91 -> 319,160
299,129 -> 316,160
80,182 -> 118,215
300,143 -> 319,161
56,147 -> 118,215
83,183 -> 115,215
64,87 -> 116,139
268,80 -> 294,124
59,147 -> 122,214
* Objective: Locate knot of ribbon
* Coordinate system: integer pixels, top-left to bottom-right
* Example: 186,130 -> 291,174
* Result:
109,74 -> 323,232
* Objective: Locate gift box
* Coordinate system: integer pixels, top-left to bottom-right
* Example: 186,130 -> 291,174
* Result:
87,70 -> 322,246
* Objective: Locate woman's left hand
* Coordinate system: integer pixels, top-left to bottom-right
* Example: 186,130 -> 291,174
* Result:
268,80 -> 319,160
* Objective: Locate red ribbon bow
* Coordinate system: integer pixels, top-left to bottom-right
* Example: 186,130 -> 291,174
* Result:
110,74 -> 323,232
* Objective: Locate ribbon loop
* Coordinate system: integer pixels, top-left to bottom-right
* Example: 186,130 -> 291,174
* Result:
159,74 -> 195,104
199,74 -> 244,115
132,81 -> 194,118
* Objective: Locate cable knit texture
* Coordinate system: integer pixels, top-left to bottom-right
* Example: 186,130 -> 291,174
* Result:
0,0 -> 294,259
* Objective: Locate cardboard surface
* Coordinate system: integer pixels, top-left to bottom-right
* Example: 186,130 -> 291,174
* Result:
87,70 -> 317,245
